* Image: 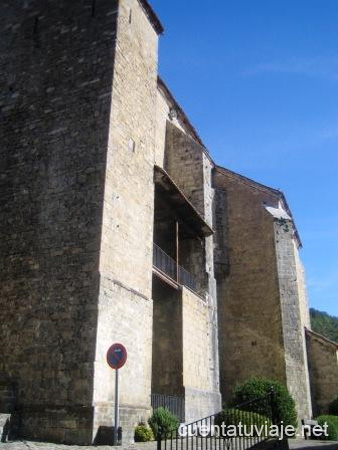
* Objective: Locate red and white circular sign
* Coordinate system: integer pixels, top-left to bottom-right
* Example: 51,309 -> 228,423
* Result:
106,343 -> 127,370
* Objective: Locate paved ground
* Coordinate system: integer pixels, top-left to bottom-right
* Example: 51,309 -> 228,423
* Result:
289,439 -> 338,449
1,440 -> 337,450
0,442 -> 156,450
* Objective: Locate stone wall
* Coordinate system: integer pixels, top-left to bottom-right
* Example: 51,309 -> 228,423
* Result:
182,287 -> 221,421
306,330 -> 338,416
0,0 -> 119,443
155,79 -> 204,170
163,122 -> 221,419
164,122 -> 214,292
165,121 -> 210,222
1,0 -> 325,442
213,168 -> 286,401
152,279 -> 184,397
294,245 -> 313,416
274,220 -> 312,420
182,288 -> 212,392
213,167 -> 312,421
93,0 -> 160,442
151,279 -> 221,423
155,92 -> 186,168
294,240 -> 311,329
97,0 -> 158,295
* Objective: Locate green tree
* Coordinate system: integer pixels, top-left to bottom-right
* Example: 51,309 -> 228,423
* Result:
148,407 -> 179,438
231,377 -> 298,429
310,308 -> 338,343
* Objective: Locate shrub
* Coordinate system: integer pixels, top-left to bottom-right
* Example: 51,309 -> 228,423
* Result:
134,424 -> 154,442
316,415 -> 338,441
148,407 -> 179,438
231,377 -> 298,429
215,408 -> 272,436
328,396 -> 338,416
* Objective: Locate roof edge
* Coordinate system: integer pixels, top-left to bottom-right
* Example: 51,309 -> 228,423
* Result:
214,165 -> 281,197
138,0 -> 164,35
154,165 -> 214,237
214,165 -> 302,248
157,76 -> 211,154
306,327 -> 338,348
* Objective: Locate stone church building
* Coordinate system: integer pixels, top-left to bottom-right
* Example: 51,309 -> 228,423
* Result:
1,0 -> 337,444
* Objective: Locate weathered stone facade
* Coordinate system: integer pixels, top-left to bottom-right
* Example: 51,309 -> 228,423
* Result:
0,0 -> 337,444
306,330 -> 338,416
1,0 -> 120,443
213,167 -> 312,421
92,0 -> 159,441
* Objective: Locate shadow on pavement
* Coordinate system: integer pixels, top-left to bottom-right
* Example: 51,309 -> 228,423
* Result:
290,444 -> 338,450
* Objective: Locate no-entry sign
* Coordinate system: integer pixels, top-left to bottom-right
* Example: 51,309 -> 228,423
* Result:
106,343 -> 127,370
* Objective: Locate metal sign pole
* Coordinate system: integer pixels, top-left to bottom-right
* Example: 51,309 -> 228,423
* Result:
107,343 -> 126,446
113,368 -> 119,445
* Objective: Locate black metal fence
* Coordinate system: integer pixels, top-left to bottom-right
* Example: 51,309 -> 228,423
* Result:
151,393 -> 185,423
153,243 -> 198,293
153,243 -> 177,280
0,379 -> 19,442
157,390 -> 289,450
178,266 -> 198,293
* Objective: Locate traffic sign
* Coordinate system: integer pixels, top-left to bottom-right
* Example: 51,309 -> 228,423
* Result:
106,343 -> 127,445
107,343 -> 127,370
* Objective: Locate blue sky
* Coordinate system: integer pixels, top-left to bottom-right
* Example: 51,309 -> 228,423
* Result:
151,0 -> 338,317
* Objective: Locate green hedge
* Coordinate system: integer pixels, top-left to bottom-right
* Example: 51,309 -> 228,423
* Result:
316,415 -> 338,441
134,425 -> 154,442
328,396 -> 338,416
148,407 -> 179,439
215,408 -> 272,436
231,377 -> 298,429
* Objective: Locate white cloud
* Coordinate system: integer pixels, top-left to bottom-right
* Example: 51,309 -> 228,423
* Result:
245,56 -> 338,82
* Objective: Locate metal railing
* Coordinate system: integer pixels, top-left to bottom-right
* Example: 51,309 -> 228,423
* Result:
178,266 -> 198,293
153,243 -> 177,281
151,394 -> 185,423
0,379 -> 19,442
153,243 -> 198,293
157,389 -> 289,450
